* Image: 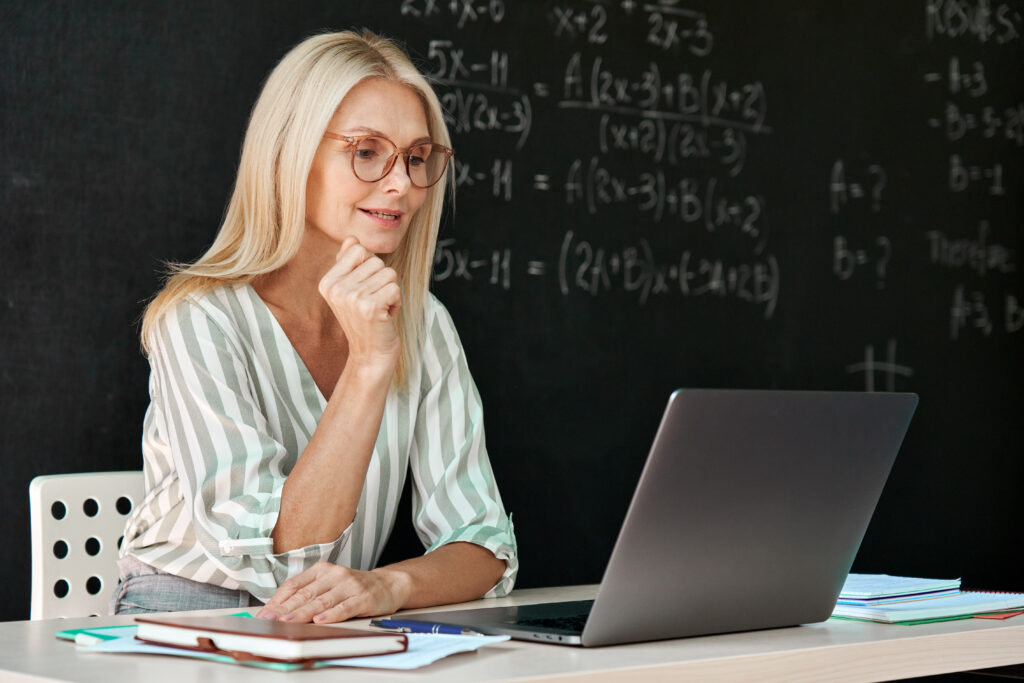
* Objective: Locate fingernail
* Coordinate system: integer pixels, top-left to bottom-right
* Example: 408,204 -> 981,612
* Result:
313,614 -> 325,623
279,614 -> 294,622
255,609 -> 272,619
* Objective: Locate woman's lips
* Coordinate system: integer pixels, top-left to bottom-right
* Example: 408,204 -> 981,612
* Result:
359,208 -> 403,227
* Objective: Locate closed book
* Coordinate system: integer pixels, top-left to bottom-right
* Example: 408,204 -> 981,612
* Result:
134,615 -> 407,664
831,591 -> 1024,623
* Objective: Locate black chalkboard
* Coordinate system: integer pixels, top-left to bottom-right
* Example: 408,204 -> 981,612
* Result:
2,1 -> 1022,622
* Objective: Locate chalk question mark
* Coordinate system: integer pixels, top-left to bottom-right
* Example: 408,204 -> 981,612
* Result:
868,164 -> 887,212
875,236 -> 891,288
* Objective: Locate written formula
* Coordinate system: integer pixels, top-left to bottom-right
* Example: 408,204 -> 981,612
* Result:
597,113 -> 748,176
923,56 -> 989,97
834,235 -> 893,288
949,285 -> 1024,339
550,1 -> 714,55
560,53 -> 770,134
829,160 -> 888,213
426,40 -> 510,90
438,87 -> 532,148
928,101 -> 1024,145
948,154 -> 1006,195
400,0 -> 506,28
431,233 -> 780,316
558,230 -> 779,314
452,158 -> 513,200
564,157 -> 767,250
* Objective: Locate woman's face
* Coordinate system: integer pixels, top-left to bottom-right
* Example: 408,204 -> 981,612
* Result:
305,79 -> 430,255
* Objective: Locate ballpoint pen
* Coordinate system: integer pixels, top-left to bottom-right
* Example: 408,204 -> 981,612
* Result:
369,618 -> 485,636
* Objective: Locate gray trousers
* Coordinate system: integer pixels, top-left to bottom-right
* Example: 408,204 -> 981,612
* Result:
110,554 -> 263,615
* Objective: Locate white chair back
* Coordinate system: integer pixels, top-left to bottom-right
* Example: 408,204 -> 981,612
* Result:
29,471 -> 144,619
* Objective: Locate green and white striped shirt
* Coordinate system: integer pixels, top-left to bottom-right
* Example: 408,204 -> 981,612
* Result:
121,284 -> 517,602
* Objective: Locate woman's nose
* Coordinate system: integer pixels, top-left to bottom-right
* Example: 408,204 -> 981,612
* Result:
380,155 -> 413,194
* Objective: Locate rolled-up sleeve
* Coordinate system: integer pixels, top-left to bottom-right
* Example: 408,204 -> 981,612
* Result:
408,301 -> 518,597
149,300 -> 350,599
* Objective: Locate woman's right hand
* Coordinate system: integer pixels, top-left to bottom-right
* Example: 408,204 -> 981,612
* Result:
318,236 -> 402,371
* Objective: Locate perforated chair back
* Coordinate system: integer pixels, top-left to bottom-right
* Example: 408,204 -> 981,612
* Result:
29,471 -> 144,619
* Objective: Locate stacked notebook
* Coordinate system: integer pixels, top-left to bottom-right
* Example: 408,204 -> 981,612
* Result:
832,574 -> 1024,624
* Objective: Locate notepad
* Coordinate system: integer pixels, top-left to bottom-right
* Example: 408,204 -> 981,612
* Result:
832,591 -> 1024,623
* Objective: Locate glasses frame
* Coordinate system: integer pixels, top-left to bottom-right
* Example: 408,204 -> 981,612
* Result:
322,132 -> 454,189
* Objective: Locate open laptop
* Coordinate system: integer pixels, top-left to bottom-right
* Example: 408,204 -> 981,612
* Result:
394,389 -> 918,647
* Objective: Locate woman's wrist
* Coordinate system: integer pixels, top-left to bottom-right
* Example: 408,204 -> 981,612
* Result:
338,351 -> 398,388
372,565 -> 415,610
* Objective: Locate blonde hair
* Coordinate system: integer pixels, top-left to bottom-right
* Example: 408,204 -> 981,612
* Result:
140,29 -> 451,387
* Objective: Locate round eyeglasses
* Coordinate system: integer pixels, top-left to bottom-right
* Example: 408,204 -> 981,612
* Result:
323,132 -> 454,189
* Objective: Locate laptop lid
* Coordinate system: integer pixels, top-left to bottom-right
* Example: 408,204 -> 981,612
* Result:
395,389 -> 918,647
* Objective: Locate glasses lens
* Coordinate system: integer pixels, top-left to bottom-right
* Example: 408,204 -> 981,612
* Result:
352,137 -> 395,182
407,143 -> 448,188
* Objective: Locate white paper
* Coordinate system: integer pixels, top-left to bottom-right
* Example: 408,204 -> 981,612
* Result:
82,629 -> 510,670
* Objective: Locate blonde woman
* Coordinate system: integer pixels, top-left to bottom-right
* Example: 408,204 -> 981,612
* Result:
113,30 -> 517,624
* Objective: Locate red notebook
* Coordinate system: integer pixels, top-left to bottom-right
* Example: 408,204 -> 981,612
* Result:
135,615 -> 407,664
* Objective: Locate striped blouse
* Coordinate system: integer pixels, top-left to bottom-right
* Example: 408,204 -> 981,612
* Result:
120,283 -> 518,602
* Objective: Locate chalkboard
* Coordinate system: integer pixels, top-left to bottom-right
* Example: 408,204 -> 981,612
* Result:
2,1 -> 1021,622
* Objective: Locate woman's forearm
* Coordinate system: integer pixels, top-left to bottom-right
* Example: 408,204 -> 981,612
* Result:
271,358 -> 395,553
373,542 -> 507,609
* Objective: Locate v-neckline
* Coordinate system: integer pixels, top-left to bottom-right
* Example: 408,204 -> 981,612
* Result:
244,283 -> 330,409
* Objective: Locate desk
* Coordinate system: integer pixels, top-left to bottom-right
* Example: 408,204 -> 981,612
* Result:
2,585 -> 1023,682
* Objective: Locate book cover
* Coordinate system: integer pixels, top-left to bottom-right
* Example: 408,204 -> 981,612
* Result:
135,615 -> 407,663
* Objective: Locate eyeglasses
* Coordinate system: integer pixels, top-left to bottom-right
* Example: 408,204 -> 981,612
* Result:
322,132 -> 454,189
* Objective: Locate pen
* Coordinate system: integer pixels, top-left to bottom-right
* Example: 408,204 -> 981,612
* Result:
369,618 -> 484,636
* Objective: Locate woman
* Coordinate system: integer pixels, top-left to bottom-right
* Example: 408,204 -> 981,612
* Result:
113,29 -> 517,624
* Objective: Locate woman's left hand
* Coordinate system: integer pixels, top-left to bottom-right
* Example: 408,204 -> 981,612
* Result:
256,562 -> 410,624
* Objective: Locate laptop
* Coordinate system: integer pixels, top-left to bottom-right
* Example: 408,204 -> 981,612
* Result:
394,389 -> 918,647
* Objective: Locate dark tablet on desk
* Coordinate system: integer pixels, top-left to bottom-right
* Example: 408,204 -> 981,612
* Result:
393,389 -> 918,647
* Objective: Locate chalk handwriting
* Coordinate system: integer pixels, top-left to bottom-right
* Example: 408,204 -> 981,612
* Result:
949,154 -> 1005,195
431,234 -> 780,317
846,339 -> 914,391
597,113 -> 747,175
438,87 -> 532,148
927,222 -> 1016,276
830,160 -> 888,213
427,40 -> 509,90
834,236 -> 893,288
928,101 -> 1024,145
402,0 -> 506,28
452,158 -> 514,200
433,239 -> 512,289
564,158 -> 767,251
922,56 -> 989,96
560,53 -> 770,133
550,1 -> 714,55
925,0 -> 1022,44
558,230 -> 779,314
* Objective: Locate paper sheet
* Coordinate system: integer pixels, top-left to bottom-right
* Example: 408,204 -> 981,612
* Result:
80,628 -> 510,670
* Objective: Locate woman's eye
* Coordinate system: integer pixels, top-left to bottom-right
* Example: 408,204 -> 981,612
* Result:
355,149 -> 378,160
408,155 -> 425,167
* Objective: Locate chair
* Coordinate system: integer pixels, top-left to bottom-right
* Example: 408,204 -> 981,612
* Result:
29,471 -> 144,619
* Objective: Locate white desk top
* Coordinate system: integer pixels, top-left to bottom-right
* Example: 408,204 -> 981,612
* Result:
3,585 -> 1023,682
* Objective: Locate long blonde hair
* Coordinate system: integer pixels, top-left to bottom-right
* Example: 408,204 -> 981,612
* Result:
140,30 -> 451,386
